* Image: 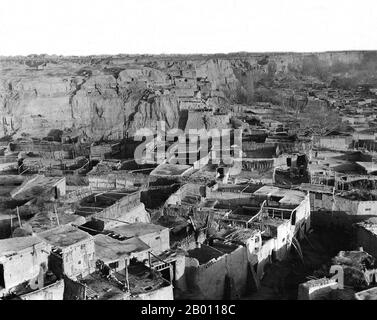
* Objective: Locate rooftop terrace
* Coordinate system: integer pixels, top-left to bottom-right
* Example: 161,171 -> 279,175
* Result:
108,223 -> 167,239
0,236 -> 45,257
10,175 -> 65,200
150,163 -> 193,177
37,225 -> 92,249
94,234 -> 150,264
76,189 -> 139,217
253,185 -> 307,206
82,262 -> 168,299
187,244 -> 224,265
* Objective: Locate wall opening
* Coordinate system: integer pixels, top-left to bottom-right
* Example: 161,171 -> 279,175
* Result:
291,211 -> 296,226
272,250 -> 277,262
0,264 -> 5,288
315,193 -> 322,200
109,262 -> 119,270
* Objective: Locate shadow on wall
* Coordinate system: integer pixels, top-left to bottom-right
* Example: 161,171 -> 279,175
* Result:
182,245 -> 268,300
311,211 -> 377,231
178,110 -> 189,131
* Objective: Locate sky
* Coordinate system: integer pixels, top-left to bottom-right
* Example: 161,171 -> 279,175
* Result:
0,0 -> 376,56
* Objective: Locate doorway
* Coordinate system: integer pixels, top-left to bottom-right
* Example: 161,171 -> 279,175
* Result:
0,264 -> 5,288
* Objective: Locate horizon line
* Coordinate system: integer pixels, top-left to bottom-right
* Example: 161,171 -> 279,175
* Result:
1,49 -> 377,59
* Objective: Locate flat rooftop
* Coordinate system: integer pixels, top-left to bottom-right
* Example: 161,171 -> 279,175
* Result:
83,263 -> 168,299
187,165 -> 217,182
10,175 -> 64,200
88,159 -> 157,176
299,183 -> 334,194
181,194 -> 201,205
37,225 -> 92,248
150,163 -> 192,177
356,162 -> 377,174
108,223 -> 167,239
261,216 -> 289,227
222,213 -> 254,223
234,169 -> 274,182
94,234 -> 150,264
76,189 -> 139,216
300,277 -> 337,290
355,287 -> 377,300
0,236 -> 45,257
82,272 -> 127,300
253,185 -> 306,206
215,183 -> 262,194
27,209 -> 86,233
0,175 -> 25,186
222,228 -> 260,244
187,244 -> 224,264
231,206 -> 262,217
339,190 -> 377,201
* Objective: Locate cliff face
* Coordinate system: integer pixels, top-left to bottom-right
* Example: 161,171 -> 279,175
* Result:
0,51 -> 375,140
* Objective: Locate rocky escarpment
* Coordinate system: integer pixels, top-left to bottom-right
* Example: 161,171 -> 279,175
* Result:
0,51 -> 376,140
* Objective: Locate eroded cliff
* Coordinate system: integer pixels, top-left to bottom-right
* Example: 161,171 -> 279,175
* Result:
1,51 -> 376,140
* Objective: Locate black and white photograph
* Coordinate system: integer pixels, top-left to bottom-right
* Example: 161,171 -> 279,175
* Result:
0,0 -> 377,310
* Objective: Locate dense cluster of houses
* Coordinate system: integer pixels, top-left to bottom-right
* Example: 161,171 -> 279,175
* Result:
2,67 -> 377,300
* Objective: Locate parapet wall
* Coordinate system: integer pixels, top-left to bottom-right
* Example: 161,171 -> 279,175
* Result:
20,280 -> 64,300
298,278 -> 337,300
129,284 -> 174,300
165,183 -> 204,206
333,196 -> 377,216
88,172 -> 148,190
92,192 -> 141,220
355,225 -> 377,259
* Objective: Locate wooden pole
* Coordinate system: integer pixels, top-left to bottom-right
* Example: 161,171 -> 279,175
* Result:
54,204 -> 60,226
125,262 -> 130,292
10,212 -> 13,235
16,206 -> 22,228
